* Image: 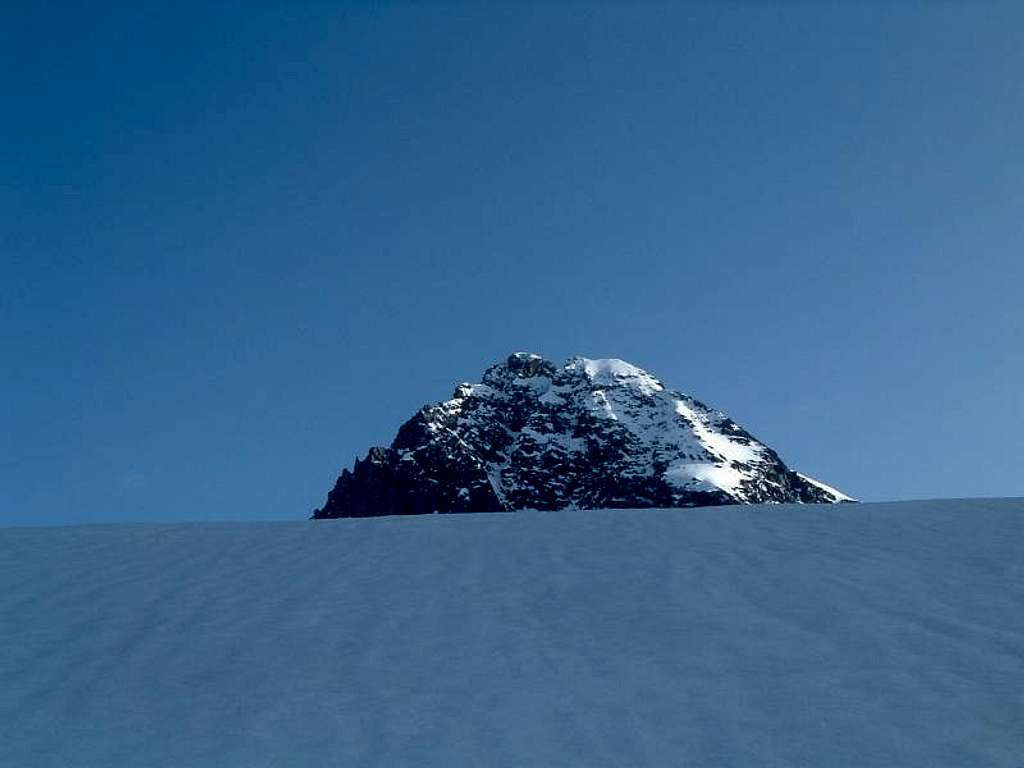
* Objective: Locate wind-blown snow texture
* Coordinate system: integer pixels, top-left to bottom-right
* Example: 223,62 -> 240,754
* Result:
314,353 -> 851,518
3,500 -> 1022,767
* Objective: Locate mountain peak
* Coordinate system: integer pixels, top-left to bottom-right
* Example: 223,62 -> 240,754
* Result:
313,353 -> 852,518
498,351 -> 556,378
567,356 -> 665,394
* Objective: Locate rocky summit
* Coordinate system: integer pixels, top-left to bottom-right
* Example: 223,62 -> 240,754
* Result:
312,353 -> 852,518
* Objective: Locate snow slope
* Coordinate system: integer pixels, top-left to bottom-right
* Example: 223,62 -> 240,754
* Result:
2,500 -> 1022,767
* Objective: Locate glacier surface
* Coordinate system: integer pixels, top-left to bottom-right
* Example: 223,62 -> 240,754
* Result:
2,499 -> 1022,766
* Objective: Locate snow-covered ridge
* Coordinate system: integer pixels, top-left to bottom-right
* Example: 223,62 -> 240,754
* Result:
314,353 -> 852,518
568,355 -> 665,394
797,472 -> 855,502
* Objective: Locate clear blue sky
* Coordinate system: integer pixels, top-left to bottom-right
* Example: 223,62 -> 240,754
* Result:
3,3 -> 1022,525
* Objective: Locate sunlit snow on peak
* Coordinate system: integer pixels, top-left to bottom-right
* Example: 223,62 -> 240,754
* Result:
567,356 -> 665,394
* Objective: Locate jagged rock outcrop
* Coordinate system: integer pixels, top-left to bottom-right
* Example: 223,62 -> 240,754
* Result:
313,353 -> 852,518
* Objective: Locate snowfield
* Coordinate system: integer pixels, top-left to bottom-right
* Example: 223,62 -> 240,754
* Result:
2,500 -> 1022,767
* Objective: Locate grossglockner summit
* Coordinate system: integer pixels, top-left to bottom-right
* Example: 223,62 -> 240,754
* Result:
313,353 -> 852,518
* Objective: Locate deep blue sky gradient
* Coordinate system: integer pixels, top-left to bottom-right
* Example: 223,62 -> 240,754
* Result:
3,3 -> 1023,524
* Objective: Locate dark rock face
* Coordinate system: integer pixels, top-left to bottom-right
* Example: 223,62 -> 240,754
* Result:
312,353 -> 852,518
